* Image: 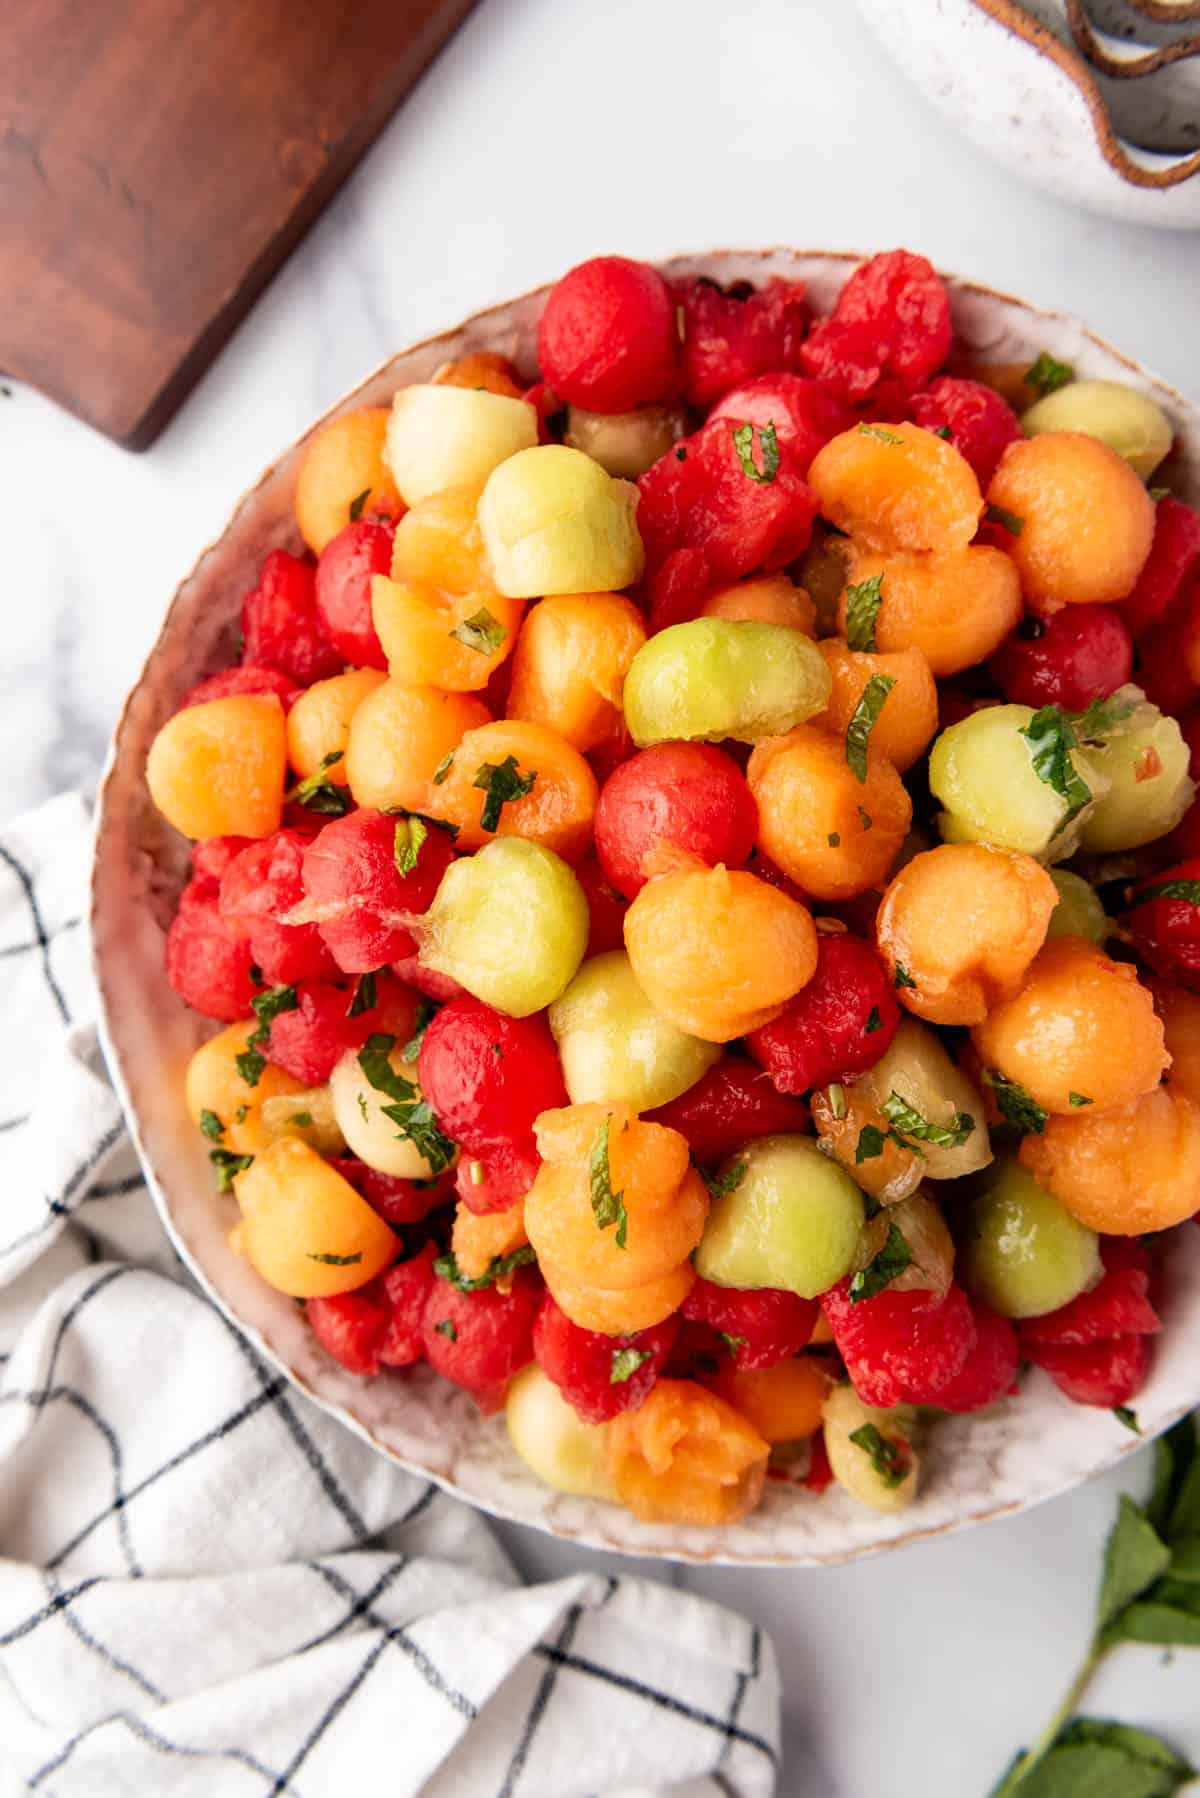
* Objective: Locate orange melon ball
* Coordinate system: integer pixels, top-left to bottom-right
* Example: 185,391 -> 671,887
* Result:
1020,1084 -> 1200,1234
814,640 -> 938,773
700,574 -> 817,635
525,1103 -> 705,1292
345,681 -> 492,814
233,1138 -> 398,1296
1151,980 -> 1200,1109
841,546 -> 1023,677
286,670 -> 387,785
876,844 -> 1057,1026
807,421 -> 983,555
606,1380 -> 769,1525
294,406 -> 402,554
624,864 -> 819,1041
390,485 -> 491,594
147,694 -> 287,840
971,938 -> 1168,1116
540,1259 -> 697,1335
506,591 -> 647,752
451,1199 -> 528,1283
986,432 -> 1155,611
699,1358 -> 830,1444
371,576 -> 525,692
428,718 -> 597,861
185,1020 -> 306,1157
747,724 -> 912,901
432,350 -> 524,399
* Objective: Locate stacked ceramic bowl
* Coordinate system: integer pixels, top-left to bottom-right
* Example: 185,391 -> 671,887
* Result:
857,0 -> 1200,226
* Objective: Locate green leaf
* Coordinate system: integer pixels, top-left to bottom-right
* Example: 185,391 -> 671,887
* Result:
346,971 -> 378,1018
849,1223 -> 912,1302
433,1245 -> 537,1292
1070,1092 -> 1093,1108
1020,706 -> 1095,832
589,1117 -> 628,1248
933,424 -> 953,440
1131,880 -> 1200,910
1073,697 -> 1135,741
307,1251 -> 363,1267
703,1162 -> 747,1201
1012,1736 -> 1191,1798
986,1070 -> 1048,1135
235,1047 -> 266,1088
198,1108 -> 225,1143
855,1124 -> 889,1164
881,1090 -> 974,1149
1025,351 -> 1075,398
986,502 -> 1025,537
348,487 -> 371,521
1113,1406 -> 1141,1435
450,607 -> 507,655
610,1346 -> 651,1384
865,1006 -> 883,1035
434,1318 -> 457,1341
731,421 -> 780,483
357,1033 -> 415,1102
252,985 -> 299,1031
893,962 -> 916,990
401,997 -> 439,1064
1097,1497 -> 1171,1634
1061,1720 -> 1192,1777
380,1097 -> 456,1175
845,673 -> 896,783
857,806 -> 873,832
827,832 -> 841,847
209,1148 -> 253,1192
288,1111 -> 313,1127
1149,1420 -> 1197,1535
394,815 -> 428,877
848,1422 -> 905,1488
1105,1603 -> 1200,1650
845,573 -> 885,652
473,754 -> 537,832
286,751 -> 352,817
1168,1537 -> 1200,1583
432,749 -> 455,786
857,423 -> 903,445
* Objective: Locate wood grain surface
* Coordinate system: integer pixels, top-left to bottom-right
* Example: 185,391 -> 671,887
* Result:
0,0 -> 478,447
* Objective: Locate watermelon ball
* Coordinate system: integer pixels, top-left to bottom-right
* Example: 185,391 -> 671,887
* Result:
573,853 -> 629,956
1026,1333 -> 1153,1409
644,1059 -> 809,1165
675,275 -> 809,413
910,376 -> 1021,488
989,607 -> 1132,714
314,518 -> 396,670
165,879 -> 258,1021
307,1245 -> 439,1377
300,808 -> 456,974
1120,496 -> 1200,640
594,742 -> 758,899
707,372 -> 852,475
219,828 -> 339,986
1125,857 -> 1200,986
680,1278 -> 817,1372
929,1304 -> 1019,1414
418,996 -> 568,1144
241,548 -> 344,687
537,256 -> 679,414
263,970 -> 421,1086
533,1293 -> 678,1423
800,249 -> 952,404
180,665 -> 300,713
421,1264 -> 541,1411
452,1138 -> 544,1217
820,1278 -> 977,1408
331,1156 -> 455,1227
1019,1238 -> 1160,1352
747,933 -> 900,1095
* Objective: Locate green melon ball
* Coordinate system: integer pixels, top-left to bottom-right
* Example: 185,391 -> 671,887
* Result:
960,1159 -> 1101,1319
548,951 -> 721,1111
695,1134 -> 865,1300
622,618 -> 831,747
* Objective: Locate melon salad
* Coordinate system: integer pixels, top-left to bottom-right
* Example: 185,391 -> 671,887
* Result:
145,248 -> 1200,1528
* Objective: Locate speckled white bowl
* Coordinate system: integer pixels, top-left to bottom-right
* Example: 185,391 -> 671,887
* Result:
857,0 -> 1200,227
92,250 -> 1200,1566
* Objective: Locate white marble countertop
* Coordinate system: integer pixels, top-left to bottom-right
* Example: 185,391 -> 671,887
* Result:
7,0 -> 1200,1790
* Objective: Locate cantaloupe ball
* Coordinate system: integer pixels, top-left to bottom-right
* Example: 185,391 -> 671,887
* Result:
606,1380 -> 769,1525
344,680 -> 492,815
295,407 -> 402,554
233,1138 -> 397,1296
807,421 -> 983,555
1020,1084 -> 1200,1234
147,695 -> 287,840
185,1020 -> 306,1156
841,547 -> 1023,678
286,671 -> 386,785
814,641 -> 938,773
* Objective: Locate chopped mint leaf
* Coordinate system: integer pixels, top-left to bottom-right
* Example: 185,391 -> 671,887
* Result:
286,751 -> 352,817
845,572 -> 885,652
881,1090 -> 973,1148
198,1108 -> 224,1143
346,971 -> 378,1018
827,832 -> 841,847
348,488 -> 371,522
893,961 -> 916,990
718,1332 -> 748,1359
849,1223 -> 912,1302
434,1318 -> 457,1341
433,1246 -> 537,1292
731,420 -> 780,484
401,997 -> 439,1064
1025,350 -> 1075,397
589,1116 -> 629,1249
1114,1406 -> 1141,1435
432,750 -> 455,786
849,1422 -> 906,1488
394,815 -> 428,877
865,1006 -> 882,1035
1070,1092 -> 1094,1108
451,607 -> 507,656
308,1251 -> 363,1266
845,674 -> 895,783
703,1162 -> 747,1202
474,754 -> 536,832
610,1346 -> 652,1384
1131,880 -> 1200,909
985,503 -> 1024,536
857,423 -> 903,445
288,1111 -> 313,1127
855,1124 -> 889,1164
210,1148 -> 253,1193
986,1070 -> 1048,1135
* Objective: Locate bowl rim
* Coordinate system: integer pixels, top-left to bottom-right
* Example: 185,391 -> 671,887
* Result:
91,248 -> 1200,1566
971,0 -> 1200,186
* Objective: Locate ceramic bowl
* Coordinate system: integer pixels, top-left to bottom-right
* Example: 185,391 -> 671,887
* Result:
92,249 -> 1200,1567
856,0 -> 1200,228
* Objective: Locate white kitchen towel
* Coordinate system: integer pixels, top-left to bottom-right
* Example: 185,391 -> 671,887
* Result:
0,796 -> 780,1798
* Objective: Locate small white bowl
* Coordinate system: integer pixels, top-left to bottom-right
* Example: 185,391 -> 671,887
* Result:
92,250 -> 1200,1566
857,0 -> 1200,227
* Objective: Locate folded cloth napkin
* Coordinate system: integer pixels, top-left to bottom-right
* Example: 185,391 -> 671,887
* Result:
0,797 -> 780,1798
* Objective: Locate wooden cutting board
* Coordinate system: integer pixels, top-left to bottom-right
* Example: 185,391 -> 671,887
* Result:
0,0 -> 480,448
